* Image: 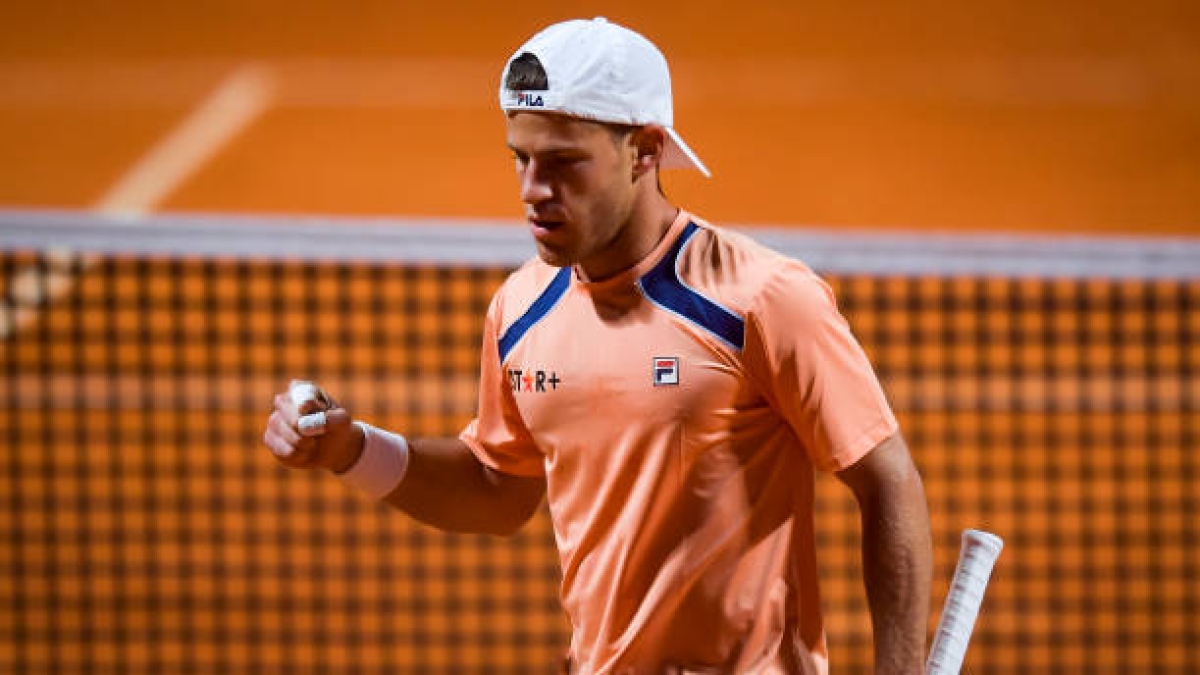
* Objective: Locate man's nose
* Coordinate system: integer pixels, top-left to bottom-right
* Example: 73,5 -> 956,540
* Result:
519,163 -> 552,204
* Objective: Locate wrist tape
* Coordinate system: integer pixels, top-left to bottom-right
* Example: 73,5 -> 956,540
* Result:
341,422 -> 410,500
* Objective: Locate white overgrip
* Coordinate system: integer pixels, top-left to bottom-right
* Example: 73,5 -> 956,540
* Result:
926,529 -> 1004,675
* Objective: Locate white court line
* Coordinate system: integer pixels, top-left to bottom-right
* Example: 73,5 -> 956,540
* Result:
93,65 -> 274,218
1,66 -> 275,338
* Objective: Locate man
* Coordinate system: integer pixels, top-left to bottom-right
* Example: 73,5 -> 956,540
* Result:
263,17 -> 931,674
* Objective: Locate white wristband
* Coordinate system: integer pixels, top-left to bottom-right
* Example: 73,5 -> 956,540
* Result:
340,422 -> 410,500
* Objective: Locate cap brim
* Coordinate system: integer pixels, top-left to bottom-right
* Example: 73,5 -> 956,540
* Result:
663,127 -> 711,178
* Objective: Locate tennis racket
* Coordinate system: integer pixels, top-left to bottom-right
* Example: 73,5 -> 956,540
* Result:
926,529 -> 1004,675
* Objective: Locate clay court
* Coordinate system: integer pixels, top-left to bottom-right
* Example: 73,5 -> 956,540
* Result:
2,1 -> 1199,232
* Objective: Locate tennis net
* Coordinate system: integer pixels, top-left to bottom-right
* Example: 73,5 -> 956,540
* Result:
2,209 -> 1197,673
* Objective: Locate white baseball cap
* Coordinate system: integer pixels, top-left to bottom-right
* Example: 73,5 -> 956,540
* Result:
499,17 -> 711,177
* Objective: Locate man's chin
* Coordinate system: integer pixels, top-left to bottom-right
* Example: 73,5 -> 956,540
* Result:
534,243 -> 575,269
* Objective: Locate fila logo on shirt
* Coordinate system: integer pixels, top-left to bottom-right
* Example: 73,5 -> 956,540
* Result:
507,367 -> 561,393
653,357 -> 680,386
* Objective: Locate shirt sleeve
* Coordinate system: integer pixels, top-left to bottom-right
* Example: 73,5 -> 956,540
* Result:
458,289 -> 546,477
743,262 -> 898,472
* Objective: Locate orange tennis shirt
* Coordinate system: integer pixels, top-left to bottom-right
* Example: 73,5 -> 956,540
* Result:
460,211 -> 898,674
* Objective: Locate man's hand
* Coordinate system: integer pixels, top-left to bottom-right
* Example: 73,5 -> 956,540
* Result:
262,380 -> 364,473
264,382 -> 544,535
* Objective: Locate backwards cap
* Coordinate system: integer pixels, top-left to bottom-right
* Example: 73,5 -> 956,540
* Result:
499,17 -> 710,177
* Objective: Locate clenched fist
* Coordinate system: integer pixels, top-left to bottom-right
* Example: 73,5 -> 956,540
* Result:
262,380 -> 364,473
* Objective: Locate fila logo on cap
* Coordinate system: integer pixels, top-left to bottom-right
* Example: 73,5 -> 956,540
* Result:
515,92 -> 545,107
653,357 -> 679,386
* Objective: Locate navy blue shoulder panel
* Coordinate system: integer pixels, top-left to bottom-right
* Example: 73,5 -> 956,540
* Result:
497,266 -> 572,363
638,221 -> 745,350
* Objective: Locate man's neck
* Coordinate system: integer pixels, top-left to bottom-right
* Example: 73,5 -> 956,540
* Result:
576,195 -> 679,282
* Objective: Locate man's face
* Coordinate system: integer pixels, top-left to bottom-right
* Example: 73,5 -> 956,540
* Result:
505,112 -> 638,276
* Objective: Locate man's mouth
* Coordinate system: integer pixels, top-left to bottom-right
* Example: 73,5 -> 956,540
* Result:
529,217 -> 566,239
529,216 -> 564,230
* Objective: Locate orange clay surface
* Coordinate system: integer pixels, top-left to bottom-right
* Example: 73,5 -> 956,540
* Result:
1,1 -> 1198,235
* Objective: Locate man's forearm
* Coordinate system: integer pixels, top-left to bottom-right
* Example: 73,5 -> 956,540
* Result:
859,463 -> 933,674
385,437 -> 546,536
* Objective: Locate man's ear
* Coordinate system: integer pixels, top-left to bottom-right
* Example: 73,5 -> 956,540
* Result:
630,125 -> 667,180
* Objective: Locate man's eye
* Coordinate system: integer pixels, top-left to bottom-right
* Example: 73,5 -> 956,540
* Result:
548,155 -> 585,168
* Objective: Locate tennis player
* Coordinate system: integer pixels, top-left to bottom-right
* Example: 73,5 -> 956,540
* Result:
264,17 -> 932,674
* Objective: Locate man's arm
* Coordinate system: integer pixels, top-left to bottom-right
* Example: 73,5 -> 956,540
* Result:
264,393 -> 546,537
384,437 -> 546,536
836,432 -> 933,675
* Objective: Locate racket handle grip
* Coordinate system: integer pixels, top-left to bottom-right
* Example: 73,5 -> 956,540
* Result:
926,529 -> 1004,675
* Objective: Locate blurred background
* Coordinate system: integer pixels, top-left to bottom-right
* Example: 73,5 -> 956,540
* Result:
3,0 -> 1200,231
1,1 -> 1197,673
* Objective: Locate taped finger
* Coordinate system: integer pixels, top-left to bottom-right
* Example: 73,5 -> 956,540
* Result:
289,380 -> 334,411
289,381 -> 319,406
297,411 -> 327,436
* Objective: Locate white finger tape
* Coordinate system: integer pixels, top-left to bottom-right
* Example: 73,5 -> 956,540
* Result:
297,411 -> 327,435
289,381 -> 319,406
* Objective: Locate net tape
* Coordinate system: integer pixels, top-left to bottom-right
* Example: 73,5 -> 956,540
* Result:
3,208 -> 1198,278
